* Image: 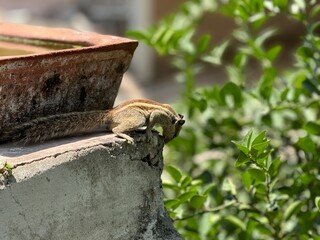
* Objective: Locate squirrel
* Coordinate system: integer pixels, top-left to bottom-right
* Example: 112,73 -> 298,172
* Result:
0,99 -> 185,144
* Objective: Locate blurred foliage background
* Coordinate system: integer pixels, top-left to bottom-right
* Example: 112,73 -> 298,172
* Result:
128,0 -> 320,239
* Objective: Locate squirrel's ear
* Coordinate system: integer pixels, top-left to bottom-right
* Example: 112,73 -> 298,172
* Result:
178,114 -> 184,119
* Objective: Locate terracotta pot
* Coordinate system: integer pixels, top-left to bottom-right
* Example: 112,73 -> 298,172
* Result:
0,22 -> 138,130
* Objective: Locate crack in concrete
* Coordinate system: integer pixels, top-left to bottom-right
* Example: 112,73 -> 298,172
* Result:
11,138 -> 125,169
9,187 -> 41,239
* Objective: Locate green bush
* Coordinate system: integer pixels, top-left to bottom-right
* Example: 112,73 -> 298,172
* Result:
128,0 -> 320,239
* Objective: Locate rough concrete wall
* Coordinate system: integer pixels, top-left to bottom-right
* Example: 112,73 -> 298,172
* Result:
0,133 -> 182,240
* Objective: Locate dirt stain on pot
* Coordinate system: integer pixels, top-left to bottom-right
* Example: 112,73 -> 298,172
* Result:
43,73 -> 61,93
79,86 -> 87,103
115,62 -> 125,74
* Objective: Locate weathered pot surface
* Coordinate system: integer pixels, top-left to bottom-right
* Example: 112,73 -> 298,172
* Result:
0,22 -> 138,130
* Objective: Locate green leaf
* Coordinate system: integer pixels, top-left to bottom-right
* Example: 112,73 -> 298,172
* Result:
232,129 -> 253,155
243,129 -> 254,148
297,46 -> 313,60
245,218 -> 257,236
202,40 -> 229,65
235,151 -> 251,167
242,171 -> 252,190
233,29 -> 250,43
249,13 -> 267,30
221,178 -> 237,195
304,121 -> 320,136
164,199 -> 181,210
189,94 -> 208,112
166,165 -> 182,183
255,223 -> 273,235
161,28 -> 175,45
180,176 -> 193,188
262,113 -> 272,126
151,25 -> 168,44
292,69 -> 308,88
6,163 -> 13,169
197,34 -> 211,53
255,29 -> 277,48
232,141 -> 249,155
256,183 -> 267,194
256,150 -> 272,165
220,82 -> 243,108
226,64 -> 246,85
178,191 -> 198,203
179,30 -> 196,55
228,178 -> 237,195
126,30 -> 149,41
303,79 -> 320,95
280,88 -> 289,101
312,235 -> 320,240
268,157 -> 281,177
248,168 -> 266,182
273,0 -> 288,10
233,52 -> 247,68
252,130 -> 267,146
199,214 -> 213,239
191,179 -> 203,186
236,4 -> 250,21
162,182 -> 181,191
224,215 -> 245,230
298,173 -> 313,186
284,200 -> 303,220
297,136 -> 316,153
252,140 -> 270,152
267,45 -> 282,61
203,183 -> 216,195
190,195 -> 207,209
259,67 -> 276,100
315,197 -> 320,212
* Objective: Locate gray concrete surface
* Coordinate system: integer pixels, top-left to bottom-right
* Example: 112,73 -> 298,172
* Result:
0,132 -> 182,240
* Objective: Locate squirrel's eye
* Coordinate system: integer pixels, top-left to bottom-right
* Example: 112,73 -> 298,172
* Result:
172,119 -> 176,124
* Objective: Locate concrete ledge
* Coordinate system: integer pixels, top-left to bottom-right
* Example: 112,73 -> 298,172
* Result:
0,133 -> 182,240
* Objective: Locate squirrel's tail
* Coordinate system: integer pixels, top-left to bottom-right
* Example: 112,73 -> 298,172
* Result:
0,110 -> 109,144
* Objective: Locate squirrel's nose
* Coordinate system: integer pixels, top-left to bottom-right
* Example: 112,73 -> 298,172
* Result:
178,120 -> 185,125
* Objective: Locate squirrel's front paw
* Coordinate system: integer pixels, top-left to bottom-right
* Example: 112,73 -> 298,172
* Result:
115,133 -> 134,144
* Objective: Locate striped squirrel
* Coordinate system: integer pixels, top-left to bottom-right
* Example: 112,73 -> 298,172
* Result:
0,99 -> 185,144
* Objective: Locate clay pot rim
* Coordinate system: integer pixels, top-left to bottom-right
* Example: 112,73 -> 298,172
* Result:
0,22 -> 138,61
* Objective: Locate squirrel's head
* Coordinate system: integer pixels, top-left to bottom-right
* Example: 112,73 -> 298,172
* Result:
164,114 -> 185,143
